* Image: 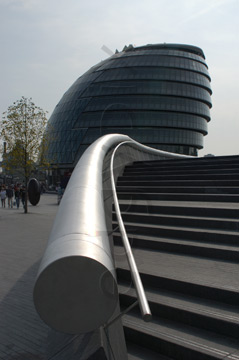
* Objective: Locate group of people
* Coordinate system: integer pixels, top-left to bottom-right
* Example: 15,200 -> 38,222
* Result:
0,184 -> 26,209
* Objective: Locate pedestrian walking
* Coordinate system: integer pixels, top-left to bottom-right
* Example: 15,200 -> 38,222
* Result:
0,186 -> 7,208
15,187 -> 20,209
6,186 -> 14,208
20,186 -> 26,210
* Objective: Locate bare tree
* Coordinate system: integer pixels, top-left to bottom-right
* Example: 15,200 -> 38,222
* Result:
1,96 -> 49,213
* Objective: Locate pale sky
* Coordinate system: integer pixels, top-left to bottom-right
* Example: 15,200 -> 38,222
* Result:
0,0 -> 238,156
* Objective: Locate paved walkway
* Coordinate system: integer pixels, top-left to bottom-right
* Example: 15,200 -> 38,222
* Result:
0,194 -> 84,360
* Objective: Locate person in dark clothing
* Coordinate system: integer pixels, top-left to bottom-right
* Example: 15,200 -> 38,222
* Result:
6,186 -> 14,208
15,187 -> 20,209
20,186 -> 26,209
0,186 -> 6,208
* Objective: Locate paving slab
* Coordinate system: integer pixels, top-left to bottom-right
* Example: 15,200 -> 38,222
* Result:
0,194 -> 91,360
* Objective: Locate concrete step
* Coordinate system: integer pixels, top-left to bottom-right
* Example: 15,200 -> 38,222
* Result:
114,249 -> 239,305
127,342 -> 174,360
123,168 -> 239,176
115,155 -> 239,359
118,173 -> 239,181
116,200 -> 239,219
132,155 -> 239,168
118,284 -> 239,339
113,232 -> 239,261
113,220 -> 239,245
117,192 -> 239,203
117,179 -> 239,187
116,186 -> 239,194
125,163 -> 239,172
123,313 -> 239,360
112,211 -> 239,231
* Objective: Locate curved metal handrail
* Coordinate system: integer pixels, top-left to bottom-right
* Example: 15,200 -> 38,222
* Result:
110,141 -> 152,321
33,134 -> 190,334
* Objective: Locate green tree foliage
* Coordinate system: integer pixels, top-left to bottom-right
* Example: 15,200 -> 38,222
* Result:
0,96 -> 49,213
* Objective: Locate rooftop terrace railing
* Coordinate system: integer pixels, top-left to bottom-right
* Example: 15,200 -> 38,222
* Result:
33,134 -> 189,334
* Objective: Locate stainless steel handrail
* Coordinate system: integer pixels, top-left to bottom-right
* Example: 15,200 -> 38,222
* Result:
33,134 -> 190,334
110,141 -> 152,321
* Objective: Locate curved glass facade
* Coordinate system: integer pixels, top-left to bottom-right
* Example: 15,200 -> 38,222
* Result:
47,43 -> 212,167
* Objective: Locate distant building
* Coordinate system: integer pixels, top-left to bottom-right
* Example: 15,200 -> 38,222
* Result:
46,43 -> 212,172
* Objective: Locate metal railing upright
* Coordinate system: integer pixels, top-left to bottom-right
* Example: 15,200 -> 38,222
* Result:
110,141 -> 152,321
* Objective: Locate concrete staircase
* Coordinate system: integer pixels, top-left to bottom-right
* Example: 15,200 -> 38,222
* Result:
113,155 -> 239,360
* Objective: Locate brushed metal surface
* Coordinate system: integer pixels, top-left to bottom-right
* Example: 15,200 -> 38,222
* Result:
33,134 -> 190,334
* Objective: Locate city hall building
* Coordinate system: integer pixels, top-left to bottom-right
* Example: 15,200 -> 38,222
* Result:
46,43 -> 212,176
